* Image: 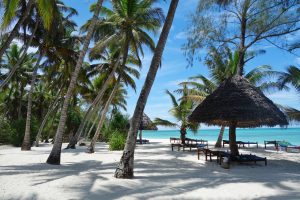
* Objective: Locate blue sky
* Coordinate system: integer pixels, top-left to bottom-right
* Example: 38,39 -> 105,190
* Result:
63,0 -> 300,129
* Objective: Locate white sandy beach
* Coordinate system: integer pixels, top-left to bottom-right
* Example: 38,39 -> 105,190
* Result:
1,139 -> 300,200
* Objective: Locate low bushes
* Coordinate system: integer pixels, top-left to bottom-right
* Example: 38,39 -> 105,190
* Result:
109,130 -> 126,151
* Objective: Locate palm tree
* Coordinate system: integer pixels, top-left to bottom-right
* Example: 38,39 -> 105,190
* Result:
0,0 -> 78,89
114,0 -> 179,179
154,87 -> 200,144
183,47 -> 283,147
21,3 -> 78,151
21,52 -> 43,150
278,65 -> 300,92
0,0 -> 62,61
86,50 -> 140,153
46,0 -> 104,165
66,0 -> 164,150
278,65 -> 300,122
0,43 -> 36,120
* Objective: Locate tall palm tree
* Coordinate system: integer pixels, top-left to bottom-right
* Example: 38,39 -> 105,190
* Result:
67,0 -> 164,150
154,87 -> 200,144
46,0 -> 104,165
21,52 -> 43,150
0,43 -> 36,120
21,3 -> 78,151
0,0 -> 59,61
86,50 -> 140,153
114,0 -> 179,179
183,47 -> 283,147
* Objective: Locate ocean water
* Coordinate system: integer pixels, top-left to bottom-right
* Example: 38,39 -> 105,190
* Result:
142,128 -> 300,144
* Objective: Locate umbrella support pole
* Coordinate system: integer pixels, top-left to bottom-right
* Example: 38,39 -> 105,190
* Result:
229,122 -> 239,156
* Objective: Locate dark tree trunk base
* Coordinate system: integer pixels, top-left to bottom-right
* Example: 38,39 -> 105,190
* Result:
65,144 -> 76,149
66,137 -> 77,149
86,146 -> 95,154
114,152 -> 134,179
21,143 -> 31,151
46,153 -> 61,165
214,143 -> 222,148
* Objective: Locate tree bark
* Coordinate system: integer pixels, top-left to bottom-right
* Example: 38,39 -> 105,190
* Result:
21,53 -> 43,151
87,79 -> 119,153
0,19 -> 39,90
0,0 -> 34,61
46,0 -> 104,165
114,0 -> 179,179
66,61 -> 119,149
236,1 -> 249,76
180,127 -> 187,144
214,125 -> 225,148
138,130 -> 142,144
35,92 -> 61,147
229,122 -> 239,156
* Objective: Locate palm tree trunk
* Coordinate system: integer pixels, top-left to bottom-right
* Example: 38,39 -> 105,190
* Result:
214,125 -> 225,148
236,2 -> 248,76
87,79 -> 119,153
21,53 -> 43,151
46,0 -> 104,165
17,86 -> 24,119
229,122 -> 239,156
0,19 -> 39,90
0,0 -> 34,60
85,113 -> 100,140
114,0 -> 179,179
35,93 -> 61,147
180,127 -> 187,144
66,61 -> 119,149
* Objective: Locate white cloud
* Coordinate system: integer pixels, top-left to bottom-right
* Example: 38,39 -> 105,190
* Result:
165,78 -> 188,87
175,31 -> 187,40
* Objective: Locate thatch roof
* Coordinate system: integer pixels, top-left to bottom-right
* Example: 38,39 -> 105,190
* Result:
189,75 -> 288,128
129,113 -> 158,130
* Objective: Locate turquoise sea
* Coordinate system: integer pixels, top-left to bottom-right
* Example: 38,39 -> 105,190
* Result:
142,128 -> 300,144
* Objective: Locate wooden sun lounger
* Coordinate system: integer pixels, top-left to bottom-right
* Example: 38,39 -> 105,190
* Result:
136,139 -> 150,144
197,148 -> 224,162
231,154 -> 267,166
222,140 -> 258,148
170,137 -> 208,151
184,138 -> 208,151
264,140 -> 280,150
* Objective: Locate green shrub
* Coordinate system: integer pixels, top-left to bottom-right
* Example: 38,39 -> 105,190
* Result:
9,118 -> 39,147
0,115 -> 14,144
109,131 -> 126,151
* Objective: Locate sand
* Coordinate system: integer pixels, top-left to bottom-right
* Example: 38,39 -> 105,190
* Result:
1,139 -> 300,200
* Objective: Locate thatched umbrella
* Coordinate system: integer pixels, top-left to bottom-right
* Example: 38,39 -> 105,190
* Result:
129,113 -> 157,144
189,75 -> 288,155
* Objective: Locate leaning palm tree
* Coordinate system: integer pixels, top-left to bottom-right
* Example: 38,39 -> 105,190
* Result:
114,0 -> 179,179
182,47 -> 283,147
86,52 -> 140,153
46,0 -> 104,165
21,4 -> 78,151
154,87 -> 200,144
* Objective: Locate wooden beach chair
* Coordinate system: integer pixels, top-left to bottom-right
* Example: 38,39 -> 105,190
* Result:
238,141 -> 259,148
278,141 -> 300,152
264,140 -> 280,150
170,137 -> 182,151
136,139 -> 150,144
184,138 -> 208,151
230,154 -> 267,166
